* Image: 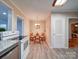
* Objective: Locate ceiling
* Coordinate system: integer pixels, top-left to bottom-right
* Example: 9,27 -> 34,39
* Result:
11,0 -> 53,20
11,0 -> 78,20
52,0 -> 78,12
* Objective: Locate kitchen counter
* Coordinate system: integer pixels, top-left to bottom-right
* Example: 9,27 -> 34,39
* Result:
0,39 -> 18,58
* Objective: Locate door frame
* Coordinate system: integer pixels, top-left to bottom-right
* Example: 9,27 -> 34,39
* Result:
66,17 -> 78,48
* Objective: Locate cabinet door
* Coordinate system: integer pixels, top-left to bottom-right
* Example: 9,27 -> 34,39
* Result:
51,15 -> 66,48
2,46 -> 19,59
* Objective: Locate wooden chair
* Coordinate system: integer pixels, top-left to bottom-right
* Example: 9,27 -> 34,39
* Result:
30,33 -> 35,44
34,33 -> 41,44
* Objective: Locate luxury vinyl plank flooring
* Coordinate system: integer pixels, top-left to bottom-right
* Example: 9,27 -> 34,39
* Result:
26,44 -> 78,59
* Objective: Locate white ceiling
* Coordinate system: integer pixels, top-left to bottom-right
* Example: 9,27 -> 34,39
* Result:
11,0 -> 53,20
52,0 -> 78,12
11,0 -> 78,20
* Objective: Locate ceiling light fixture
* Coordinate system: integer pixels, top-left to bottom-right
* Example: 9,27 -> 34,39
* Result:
53,0 -> 67,6
35,24 -> 40,26
35,16 -> 40,29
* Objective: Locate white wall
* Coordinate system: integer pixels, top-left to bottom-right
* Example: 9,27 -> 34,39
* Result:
51,12 -> 78,48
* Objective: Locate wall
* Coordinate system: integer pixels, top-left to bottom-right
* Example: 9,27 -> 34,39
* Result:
30,20 -> 46,34
45,16 -> 51,46
1,0 -> 30,36
51,12 -> 78,48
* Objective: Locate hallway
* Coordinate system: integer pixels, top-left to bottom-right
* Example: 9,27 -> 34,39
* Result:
26,43 -> 77,59
0,0 -> 78,59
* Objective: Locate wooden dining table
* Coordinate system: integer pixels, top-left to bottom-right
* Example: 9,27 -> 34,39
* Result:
30,33 -> 46,44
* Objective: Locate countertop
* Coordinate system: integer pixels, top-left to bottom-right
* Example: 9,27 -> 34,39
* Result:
0,39 -> 18,57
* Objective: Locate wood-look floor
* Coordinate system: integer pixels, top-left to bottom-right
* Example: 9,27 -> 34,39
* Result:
26,43 -> 78,59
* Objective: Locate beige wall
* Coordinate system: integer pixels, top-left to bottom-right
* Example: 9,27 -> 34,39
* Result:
52,12 -> 78,17
45,16 -> 51,46
1,0 -> 30,36
30,20 -> 46,34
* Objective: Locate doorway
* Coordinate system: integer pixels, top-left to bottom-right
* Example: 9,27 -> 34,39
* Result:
68,18 -> 78,48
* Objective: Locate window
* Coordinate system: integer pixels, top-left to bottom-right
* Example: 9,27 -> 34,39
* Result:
0,1 -> 12,31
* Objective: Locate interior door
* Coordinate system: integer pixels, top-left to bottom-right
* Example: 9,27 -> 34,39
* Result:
51,15 -> 66,48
